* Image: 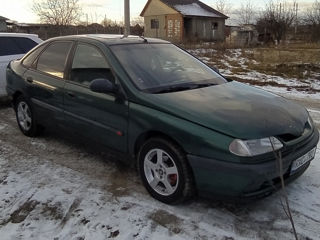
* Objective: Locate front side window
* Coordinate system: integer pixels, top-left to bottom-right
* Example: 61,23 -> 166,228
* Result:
0,37 -> 38,56
111,43 -> 227,93
70,43 -> 114,86
36,41 -> 72,78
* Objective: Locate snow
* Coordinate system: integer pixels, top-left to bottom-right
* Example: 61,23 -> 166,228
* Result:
187,48 -> 217,56
174,3 -> 220,18
187,47 -> 320,100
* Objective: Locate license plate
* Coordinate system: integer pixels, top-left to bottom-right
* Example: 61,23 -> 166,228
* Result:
291,148 -> 316,173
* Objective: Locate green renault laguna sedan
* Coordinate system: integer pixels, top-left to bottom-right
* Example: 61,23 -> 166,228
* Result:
6,35 -> 319,204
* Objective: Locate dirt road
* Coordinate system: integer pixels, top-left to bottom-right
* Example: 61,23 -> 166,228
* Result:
0,98 -> 319,240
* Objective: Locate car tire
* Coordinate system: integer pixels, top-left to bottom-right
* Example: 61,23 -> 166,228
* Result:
14,96 -> 38,137
138,138 -> 195,204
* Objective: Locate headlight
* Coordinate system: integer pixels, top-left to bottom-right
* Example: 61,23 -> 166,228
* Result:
229,137 -> 283,157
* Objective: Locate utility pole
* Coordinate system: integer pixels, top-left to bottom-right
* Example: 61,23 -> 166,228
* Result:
124,0 -> 130,36
295,2 -> 298,37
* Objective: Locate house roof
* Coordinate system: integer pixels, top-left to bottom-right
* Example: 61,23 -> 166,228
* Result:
0,16 -> 9,21
141,0 -> 228,19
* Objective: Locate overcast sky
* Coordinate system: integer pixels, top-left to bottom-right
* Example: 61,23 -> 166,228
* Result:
0,0 -> 315,24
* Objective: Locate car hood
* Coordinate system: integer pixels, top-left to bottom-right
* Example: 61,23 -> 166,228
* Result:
139,81 -> 308,139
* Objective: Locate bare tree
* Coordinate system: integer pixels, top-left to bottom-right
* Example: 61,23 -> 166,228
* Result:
215,0 -> 232,15
305,0 -> 320,25
257,0 -> 297,43
305,0 -> 320,40
131,17 -> 144,26
101,18 -> 116,28
238,0 -> 256,25
32,0 -> 82,26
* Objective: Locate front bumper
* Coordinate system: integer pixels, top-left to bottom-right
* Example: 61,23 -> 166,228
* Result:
188,128 -> 319,200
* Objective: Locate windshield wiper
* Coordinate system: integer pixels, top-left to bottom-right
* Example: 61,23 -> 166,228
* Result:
151,82 -> 217,94
153,85 -> 193,94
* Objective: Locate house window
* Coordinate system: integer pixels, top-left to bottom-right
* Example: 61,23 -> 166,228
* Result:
212,22 -> 218,30
167,20 -> 173,38
151,19 -> 159,29
174,20 -> 181,37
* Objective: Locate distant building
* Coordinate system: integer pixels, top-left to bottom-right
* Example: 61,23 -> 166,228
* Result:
0,16 -> 8,32
226,24 -> 258,46
140,0 -> 228,42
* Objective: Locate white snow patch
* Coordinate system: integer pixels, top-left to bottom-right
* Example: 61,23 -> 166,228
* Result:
187,48 -> 216,56
219,59 -> 233,69
30,140 -> 47,150
0,124 -> 7,131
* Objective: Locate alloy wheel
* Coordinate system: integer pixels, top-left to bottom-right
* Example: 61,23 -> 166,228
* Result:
143,148 -> 179,196
17,101 -> 32,132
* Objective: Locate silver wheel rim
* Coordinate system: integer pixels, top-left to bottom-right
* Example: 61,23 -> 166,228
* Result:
17,101 -> 32,131
144,149 -> 179,196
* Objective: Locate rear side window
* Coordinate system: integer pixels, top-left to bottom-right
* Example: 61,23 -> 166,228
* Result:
37,41 -> 72,78
0,37 -> 38,56
22,44 -> 47,67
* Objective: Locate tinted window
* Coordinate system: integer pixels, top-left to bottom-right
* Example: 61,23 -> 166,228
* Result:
22,44 -> 47,67
37,42 -> 72,78
0,37 -> 38,56
70,44 -> 114,86
14,37 -> 38,53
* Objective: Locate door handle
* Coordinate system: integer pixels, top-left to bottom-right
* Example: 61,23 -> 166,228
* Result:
67,92 -> 76,98
26,76 -> 33,83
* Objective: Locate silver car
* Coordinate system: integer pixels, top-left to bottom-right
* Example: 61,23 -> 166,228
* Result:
0,33 -> 42,97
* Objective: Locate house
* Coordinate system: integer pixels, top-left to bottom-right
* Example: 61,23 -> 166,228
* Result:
0,16 -> 8,32
226,24 -> 258,46
140,0 -> 228,42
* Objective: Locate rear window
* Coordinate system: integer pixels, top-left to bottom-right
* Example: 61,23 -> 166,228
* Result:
0,37 -> 38,57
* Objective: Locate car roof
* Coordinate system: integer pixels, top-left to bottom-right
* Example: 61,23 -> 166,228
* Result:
46,34 -> 170,46
0,32 -> 40,38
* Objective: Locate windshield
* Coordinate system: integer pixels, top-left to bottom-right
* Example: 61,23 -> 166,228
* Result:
110,43 -> 227,93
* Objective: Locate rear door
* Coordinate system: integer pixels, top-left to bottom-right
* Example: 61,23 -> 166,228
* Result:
23,41 -> 73,124
64,42 -> 129,152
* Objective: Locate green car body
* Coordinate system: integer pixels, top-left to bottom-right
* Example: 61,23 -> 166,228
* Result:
6,35 -> 319,202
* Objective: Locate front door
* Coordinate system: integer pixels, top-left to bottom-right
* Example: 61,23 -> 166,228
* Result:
63,42 -> 128,152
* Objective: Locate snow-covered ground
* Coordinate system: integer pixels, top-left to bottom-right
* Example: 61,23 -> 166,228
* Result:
188,48 -> 320,101
0,103 -> 319,240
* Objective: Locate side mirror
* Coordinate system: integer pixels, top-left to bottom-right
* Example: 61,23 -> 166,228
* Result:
89,78 -> 116,94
